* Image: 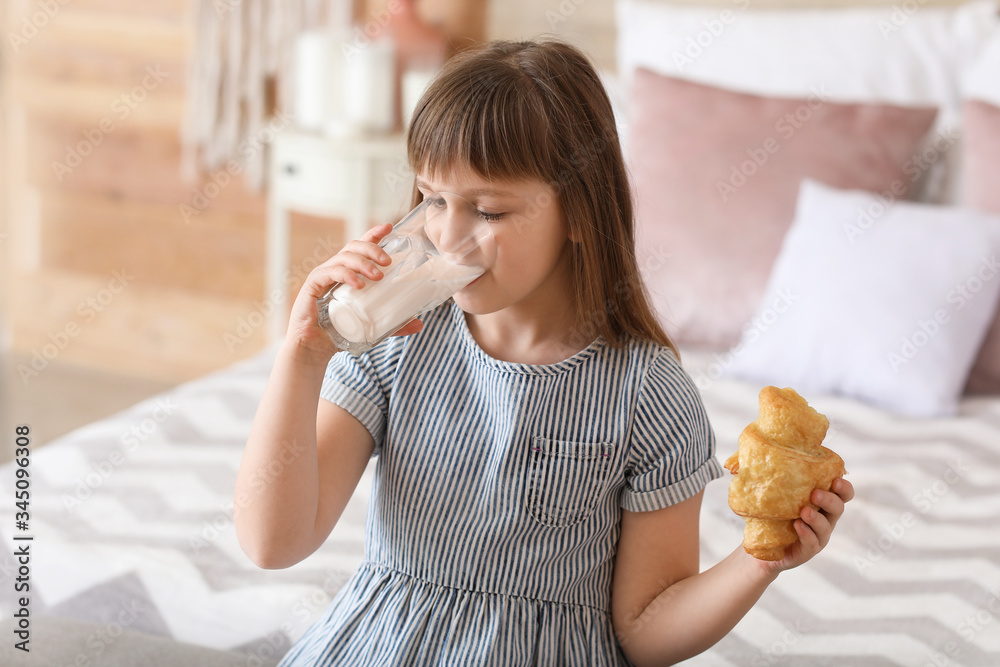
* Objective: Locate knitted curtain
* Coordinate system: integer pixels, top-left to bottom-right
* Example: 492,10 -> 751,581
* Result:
181,0 -> 343,191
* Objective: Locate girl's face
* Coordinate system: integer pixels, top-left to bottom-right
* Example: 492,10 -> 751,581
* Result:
416,167 -> 572,317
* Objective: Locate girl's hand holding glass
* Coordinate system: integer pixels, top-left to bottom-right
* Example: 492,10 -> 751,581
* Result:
315,194 -> 497,355
284,223 -> 424,362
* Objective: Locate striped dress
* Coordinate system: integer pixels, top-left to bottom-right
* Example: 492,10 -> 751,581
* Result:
278,299 -> 723,666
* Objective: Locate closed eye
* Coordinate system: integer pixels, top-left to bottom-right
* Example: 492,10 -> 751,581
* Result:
478,210 -> 505,222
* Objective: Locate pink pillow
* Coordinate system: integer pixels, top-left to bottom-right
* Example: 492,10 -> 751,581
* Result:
629,68 -> 938,348
963,99 -> 1000,394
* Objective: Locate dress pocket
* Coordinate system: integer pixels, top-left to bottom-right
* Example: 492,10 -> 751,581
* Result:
525,437 -> 615,527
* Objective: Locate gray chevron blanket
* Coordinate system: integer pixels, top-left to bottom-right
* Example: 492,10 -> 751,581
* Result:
1,345 -> 997,666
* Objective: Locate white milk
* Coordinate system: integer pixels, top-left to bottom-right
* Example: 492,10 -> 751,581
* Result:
321,237 -> 482,353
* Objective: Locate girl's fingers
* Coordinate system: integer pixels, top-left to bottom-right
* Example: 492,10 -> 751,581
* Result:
329,243 -> 391,269
811,479 -> 852,531
361,222 -> 393,243
800,505 -> 832,549
306,237 -> 392,290
812,488 -> 845,518
831,477 -> 855,503
350,237 -> 393,266
308,249 -> 390,294
305,265 -> 363,295
304,223 -> 395,292
340,255 -> 384,280
285,224 -> 397,350
793,517 -> 821,554
312,229 -> 392,273
778,479 -> 853,570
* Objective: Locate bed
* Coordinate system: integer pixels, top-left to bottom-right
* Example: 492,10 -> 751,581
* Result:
2,343 -> 999,665
4,1 -> 1000,665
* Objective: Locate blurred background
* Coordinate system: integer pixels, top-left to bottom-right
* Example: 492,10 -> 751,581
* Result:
0,0 -> 608,453
0,0 -> 971,454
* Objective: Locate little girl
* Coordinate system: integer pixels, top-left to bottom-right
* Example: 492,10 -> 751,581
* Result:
235,39 -> 853,666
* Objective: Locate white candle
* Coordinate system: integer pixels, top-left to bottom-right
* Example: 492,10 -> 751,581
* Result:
339,37 -> 396,135
294,32 -> 333,131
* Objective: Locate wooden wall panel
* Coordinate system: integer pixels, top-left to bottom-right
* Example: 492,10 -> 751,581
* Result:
2,0 -> 268,382
14,49 -> 187,95
38,193 -> 348,305
38,0 -> 188,19
25,118 -> 265,219
31,9 -> 189,60
39,190 -> 264,300
8,70 -> 186,129
8,268 -> 270,382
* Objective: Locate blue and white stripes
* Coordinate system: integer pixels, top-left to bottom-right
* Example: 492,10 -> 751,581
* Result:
281,300 -> 723,666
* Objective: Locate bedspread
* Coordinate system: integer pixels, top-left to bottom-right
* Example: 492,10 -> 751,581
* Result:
1,344 -> 998,666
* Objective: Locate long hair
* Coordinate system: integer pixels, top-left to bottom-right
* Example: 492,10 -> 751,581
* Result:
406,38 -> 677,357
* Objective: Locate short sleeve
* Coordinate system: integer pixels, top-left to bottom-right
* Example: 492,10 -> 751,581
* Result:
320,340 -> 404,456
621,348 -> 724,512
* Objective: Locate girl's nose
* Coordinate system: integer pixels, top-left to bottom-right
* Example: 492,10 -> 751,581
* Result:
426,195 -> 488,262
437,219 -> 477,259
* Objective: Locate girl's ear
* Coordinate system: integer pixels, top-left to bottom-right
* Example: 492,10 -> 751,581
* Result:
569,226 -> 583,244
566,218 -> 580,244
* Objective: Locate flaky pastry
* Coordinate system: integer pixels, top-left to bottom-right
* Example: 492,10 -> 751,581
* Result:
723,386 -> 846,561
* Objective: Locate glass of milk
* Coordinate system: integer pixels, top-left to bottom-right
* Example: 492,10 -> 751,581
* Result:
317,192 -> 498,354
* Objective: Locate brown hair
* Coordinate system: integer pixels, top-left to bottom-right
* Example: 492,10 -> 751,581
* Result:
406,38 -> 677,356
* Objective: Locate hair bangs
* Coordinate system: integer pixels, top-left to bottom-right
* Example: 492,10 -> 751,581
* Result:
408,57 -> 555,186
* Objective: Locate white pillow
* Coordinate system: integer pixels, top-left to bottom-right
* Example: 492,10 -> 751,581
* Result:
616,0 -> 998,108
615,0 -> 999,204
964,25 -> 1000,105
723,179 -> 1000,418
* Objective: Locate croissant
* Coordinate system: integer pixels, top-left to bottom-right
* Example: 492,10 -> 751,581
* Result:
724,386 -> 846,561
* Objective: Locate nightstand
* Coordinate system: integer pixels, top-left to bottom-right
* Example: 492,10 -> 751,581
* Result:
267,131 -> 412,340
